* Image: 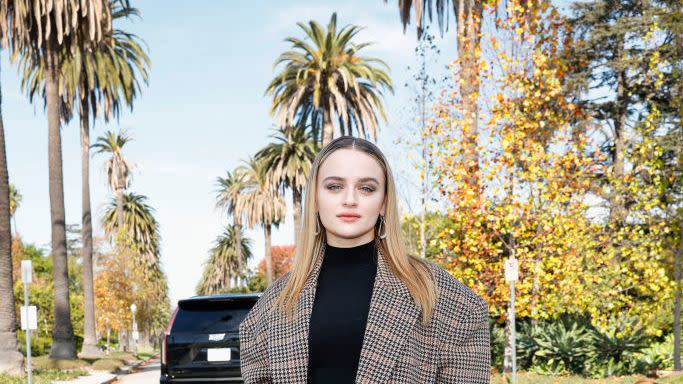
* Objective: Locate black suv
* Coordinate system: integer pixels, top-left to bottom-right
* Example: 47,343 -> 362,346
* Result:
160,293 -> 261,383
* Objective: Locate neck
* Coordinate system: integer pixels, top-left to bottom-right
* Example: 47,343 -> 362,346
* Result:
325,231 -> 375,248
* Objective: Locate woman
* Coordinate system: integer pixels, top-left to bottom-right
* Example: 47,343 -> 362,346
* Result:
240,137 -> 490,383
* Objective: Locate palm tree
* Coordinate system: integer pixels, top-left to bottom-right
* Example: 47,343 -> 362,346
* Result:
92,130 -> 134,232
237,158 -> 286,287
266,13 -> 393,147
255,125 -> 318,247
215,170 -> 248,286
0,59 -> 23,374
100,191 -> 167,351
101,192 -> 160,267
1,0 -> 113,360
17,1 -> 150,356
196,225 -> 252,295
101,193 -> 170,347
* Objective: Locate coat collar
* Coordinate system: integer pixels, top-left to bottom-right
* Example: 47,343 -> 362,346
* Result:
269,242 -> 421,383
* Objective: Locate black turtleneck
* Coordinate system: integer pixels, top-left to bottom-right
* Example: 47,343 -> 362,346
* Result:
307,240 -> 378,384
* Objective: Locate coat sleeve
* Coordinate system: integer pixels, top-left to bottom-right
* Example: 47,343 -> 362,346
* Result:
436,297 -> 491,383
239,304 -> 272,384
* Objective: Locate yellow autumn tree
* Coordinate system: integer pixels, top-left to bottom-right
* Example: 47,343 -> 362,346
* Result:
430,2 -> 675,374
94,241 -> 133,352
429,0 -> 606,370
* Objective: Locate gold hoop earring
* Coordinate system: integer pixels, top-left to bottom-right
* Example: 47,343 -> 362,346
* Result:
378,215 -> 387,239
314,213 -> 321,235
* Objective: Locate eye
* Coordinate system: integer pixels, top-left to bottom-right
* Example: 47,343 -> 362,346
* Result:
360,185 -> 376,193
326,184 -> 342,191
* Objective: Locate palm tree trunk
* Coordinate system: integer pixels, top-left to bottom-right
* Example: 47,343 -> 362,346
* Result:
225,265 -> 232,291
116,189 -> 124,231
234,220 -> 242,287
457,0 -> 483,192
0,58 -> 24,374
137,328 -> 151,350
114,189 -> 129,352
46,38 -> 76,359
264,225 -> 273,287
79,96 -> 100,357
322,110 -> 334,147
292,188 -> 302,248
118,329 -> 127,352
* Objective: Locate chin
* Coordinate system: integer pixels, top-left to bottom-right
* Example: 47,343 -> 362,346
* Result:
328,228 -> 373,240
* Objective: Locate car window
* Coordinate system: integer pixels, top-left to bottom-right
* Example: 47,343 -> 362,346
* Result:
172,300 -> 255,333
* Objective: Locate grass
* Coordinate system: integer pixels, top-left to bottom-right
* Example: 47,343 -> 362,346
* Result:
90,349 -> 158,372
491,372 -> 683,383
31,356 -> 89,370
659,374 -> 683,383
0,348 -> 160,382
103,351 -> 138,363
90,358 -> 126,371
0,369 -> 87,384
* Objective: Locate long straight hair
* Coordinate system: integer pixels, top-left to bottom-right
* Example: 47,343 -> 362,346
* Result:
275,136 -> 437,325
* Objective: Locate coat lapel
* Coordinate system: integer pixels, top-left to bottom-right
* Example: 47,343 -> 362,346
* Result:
355,249 -> 421,384
269,244 -> 325,383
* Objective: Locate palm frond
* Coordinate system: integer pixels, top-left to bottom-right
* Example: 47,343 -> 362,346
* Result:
266,12 -> 393,144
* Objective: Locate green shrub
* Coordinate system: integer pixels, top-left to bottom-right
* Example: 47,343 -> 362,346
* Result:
585,316 -> 648,377
516,320 -> 542,370
17,333 -> 51,356
531,316 -> 593,375
633,333 -> 674,371
490,320 -> 506,372
490,313 -> 665,378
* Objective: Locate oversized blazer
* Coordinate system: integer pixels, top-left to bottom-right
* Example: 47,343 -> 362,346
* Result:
239,246 -> 490,383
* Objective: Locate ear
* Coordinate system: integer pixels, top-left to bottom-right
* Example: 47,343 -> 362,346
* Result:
380,200 -> 386,217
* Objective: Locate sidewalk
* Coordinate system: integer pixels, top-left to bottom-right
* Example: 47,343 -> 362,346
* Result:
51,357 -> 148,384
51,370 -> 117,384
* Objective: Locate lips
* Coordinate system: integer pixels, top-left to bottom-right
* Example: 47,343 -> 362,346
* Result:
337,213 -> 361,222
337,213 -> 361,218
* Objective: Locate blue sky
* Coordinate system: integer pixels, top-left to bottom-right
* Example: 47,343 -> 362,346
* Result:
1,1 -> 460,305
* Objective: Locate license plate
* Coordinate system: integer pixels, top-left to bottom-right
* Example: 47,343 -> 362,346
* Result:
207,348 -> 231,362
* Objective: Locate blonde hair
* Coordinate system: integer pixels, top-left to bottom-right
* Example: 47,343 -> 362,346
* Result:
275,136 -> 437,325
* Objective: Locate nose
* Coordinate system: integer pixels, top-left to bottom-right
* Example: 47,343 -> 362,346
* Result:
343,187 -> 358,207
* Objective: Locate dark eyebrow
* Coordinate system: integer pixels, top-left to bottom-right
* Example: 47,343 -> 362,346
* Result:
322,176 -> 380,184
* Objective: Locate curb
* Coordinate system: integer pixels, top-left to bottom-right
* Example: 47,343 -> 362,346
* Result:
100,376 -> 118,384
113,359 -> 144,375
110,355 -> 159,383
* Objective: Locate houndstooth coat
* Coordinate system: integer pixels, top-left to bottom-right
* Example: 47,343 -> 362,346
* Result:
239,246 -> 490,383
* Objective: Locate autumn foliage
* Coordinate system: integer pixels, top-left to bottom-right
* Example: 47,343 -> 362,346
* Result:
427,0 -> 676,338
258,245 -> 294,281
